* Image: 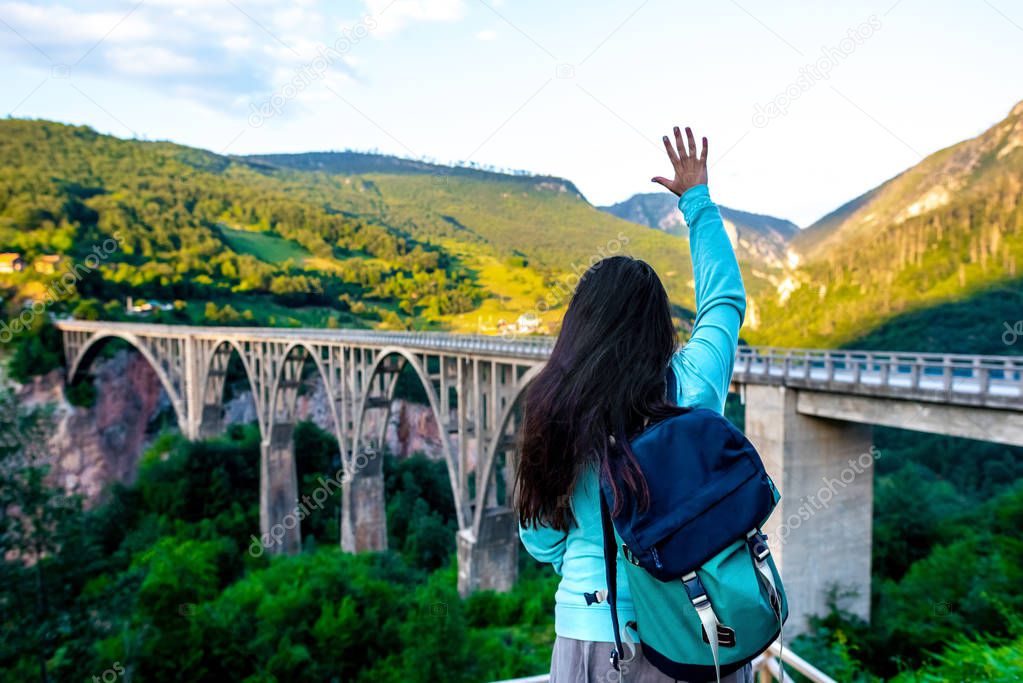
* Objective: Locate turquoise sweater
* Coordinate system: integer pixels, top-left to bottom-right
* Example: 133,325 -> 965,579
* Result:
519,184 -> 747,643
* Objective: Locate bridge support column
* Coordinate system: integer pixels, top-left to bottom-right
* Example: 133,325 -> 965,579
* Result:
259,423 -> 301,555
743,384 -> 874,635
456,507 -> 517,597
340,450 -> 388,553
199,404 -> 225,439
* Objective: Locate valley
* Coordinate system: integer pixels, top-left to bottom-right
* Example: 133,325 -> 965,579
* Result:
2,100 -> 1023,683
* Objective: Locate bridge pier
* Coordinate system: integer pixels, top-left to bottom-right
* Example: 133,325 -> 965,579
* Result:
260,423 -> 302,555
340,449 -> 388,552
456,507 -> 518,597
743,384 -> 874,635
198,404 -> 225,439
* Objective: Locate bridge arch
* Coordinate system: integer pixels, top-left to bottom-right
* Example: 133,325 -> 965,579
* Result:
351,346 -> 463,525
265,341 -> 349,460
67,331 -> 188,433
194,339 -> 351,455
194,339 -> 261,439
471,363 -> 543,537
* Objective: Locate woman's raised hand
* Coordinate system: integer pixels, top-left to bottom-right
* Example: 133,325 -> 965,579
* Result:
652,126 -> 708,197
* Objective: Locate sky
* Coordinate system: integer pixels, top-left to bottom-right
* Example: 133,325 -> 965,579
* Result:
3,0 -> 1023,226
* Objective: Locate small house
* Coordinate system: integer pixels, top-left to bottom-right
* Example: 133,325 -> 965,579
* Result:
126,297 -> 175,315
516,313 -> 541,334
126,296 -> 153,315
34,254 -> 62,274
0,253 -> 25,273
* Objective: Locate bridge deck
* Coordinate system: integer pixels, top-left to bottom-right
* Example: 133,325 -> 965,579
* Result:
733,347 -> 1023,410
54,320 -> 556,359
54,321 -> 1023,409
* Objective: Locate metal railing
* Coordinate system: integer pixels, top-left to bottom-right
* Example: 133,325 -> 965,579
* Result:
733,346 -> 1023,409
487,641 -> 837,683
752,642 -> 838,683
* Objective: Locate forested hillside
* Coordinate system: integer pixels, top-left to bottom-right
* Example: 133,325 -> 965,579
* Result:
241,151 -> 794,327
0,119 -> 483,334
0,118 -> 795,372
0,405 -> 558,682
4,387 -> 1021,682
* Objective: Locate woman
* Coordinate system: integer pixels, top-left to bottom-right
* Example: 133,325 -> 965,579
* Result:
516,127 -> 751,683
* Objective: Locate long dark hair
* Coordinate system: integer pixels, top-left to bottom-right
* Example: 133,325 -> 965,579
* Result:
516,255 -> 684,531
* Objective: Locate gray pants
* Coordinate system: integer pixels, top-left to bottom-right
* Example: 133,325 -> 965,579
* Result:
549,636 -> 753,683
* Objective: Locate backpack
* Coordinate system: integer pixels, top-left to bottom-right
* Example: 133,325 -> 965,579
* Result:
599,369 -> 787,683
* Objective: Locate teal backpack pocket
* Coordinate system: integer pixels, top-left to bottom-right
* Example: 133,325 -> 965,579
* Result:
619,532 -> 787,680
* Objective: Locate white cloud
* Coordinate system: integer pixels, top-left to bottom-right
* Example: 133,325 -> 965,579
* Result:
272,6 -> 324,32
0,0 -> 470,120
0,0 -> 367,110
363,0 -> 466,36
0,1 -> 155,45
222,35 -> 254,52
475,29 -> 497,41
106,46 -> 200,76
144,0 -> 246,7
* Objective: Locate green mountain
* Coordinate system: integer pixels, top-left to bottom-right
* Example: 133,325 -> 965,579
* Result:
746,99 -> 1023,346
0,118 -> 736,342
243,154 -> 802,332
849,276 -> 1023,354
0,118 -> 489,332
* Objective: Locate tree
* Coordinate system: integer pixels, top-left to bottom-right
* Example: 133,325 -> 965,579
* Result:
0,393 -> 87,683
6,320 -> 62,383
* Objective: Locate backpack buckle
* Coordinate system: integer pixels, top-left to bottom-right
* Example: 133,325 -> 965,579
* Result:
681,572 -> 708,602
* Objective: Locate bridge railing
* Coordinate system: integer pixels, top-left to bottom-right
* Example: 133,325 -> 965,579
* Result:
316,330 -> 556,358
751,642 -> 838,683
734,346 -> 1023,407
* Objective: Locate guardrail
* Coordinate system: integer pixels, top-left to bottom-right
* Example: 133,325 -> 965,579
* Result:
733,346 -> 1023,409
752,642 -> 838,683
486,641 -> 836,683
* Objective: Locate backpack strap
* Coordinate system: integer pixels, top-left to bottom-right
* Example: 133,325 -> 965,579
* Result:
748,531 -> 783,614
599,492 -> 625,673
682,572 -> 723,683
748,529 -> 786,680
598,364 -> 676,673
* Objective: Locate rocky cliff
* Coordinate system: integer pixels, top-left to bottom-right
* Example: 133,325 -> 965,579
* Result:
14,349 -> 445,507
16,349 -> 170,505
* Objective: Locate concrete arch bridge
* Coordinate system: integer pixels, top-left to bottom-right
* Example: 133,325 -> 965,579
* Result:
56,321 -> 1023,631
